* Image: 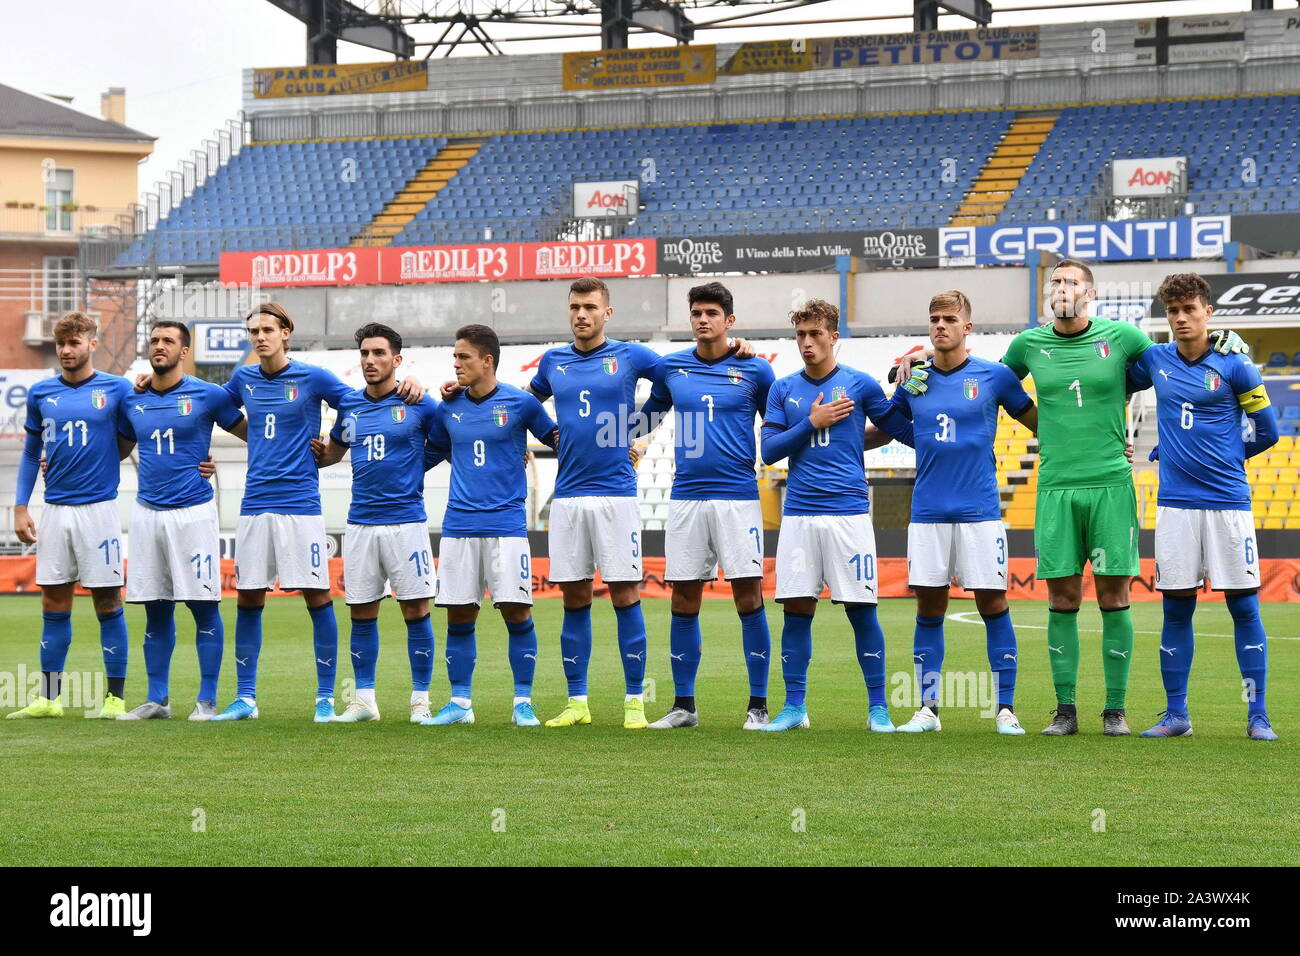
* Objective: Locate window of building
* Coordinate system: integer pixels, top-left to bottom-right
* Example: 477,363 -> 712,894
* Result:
45,168 -> 74,233
44,256 -> 78,316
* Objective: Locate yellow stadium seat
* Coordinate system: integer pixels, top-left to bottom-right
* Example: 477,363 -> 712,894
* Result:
1264,517 -> 1284,529
1289,501 -> 1300,517
1255,485 -> 1275,501
1267,451 -> 1289,468
1286,518 -> 1300,530
1267,501 -> 1288,517
1279,467 -> 1299,484
1137,470 -> 1158,486
1276,435 -> 1294,452
1275,485 -> 1295,501
1247,467 -> 1260,484
1252,502 -> 1267,519
1258,468 -> 1279,485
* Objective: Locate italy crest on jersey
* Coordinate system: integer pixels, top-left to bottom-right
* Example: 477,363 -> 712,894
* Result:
284,384 -> 299,402
963,378 -> 979,400
1204,370 -> 1221,391
177,397 -> 193,416
90,389 -> 107,410
492,404 -> 509,427
727,367 -> 743,385
830,385 -> 848,401
390,405 -> 406,423
1094,339 -> 1111,359
602,355 -> 618,375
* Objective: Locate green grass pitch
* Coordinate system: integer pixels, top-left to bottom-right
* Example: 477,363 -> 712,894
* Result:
1,595 -> 1296,866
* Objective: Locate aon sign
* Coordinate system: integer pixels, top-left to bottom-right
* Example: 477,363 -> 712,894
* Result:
573,180 -> 639,218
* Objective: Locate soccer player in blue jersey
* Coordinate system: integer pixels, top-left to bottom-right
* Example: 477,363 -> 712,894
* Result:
526,276 -> 663,730
1127,272 -> 1280,741
758,299 -> 914,732
112,321 -> 247,720
8,312 -> 134,720
888,291 -> 1037,736
420,324 -> 559,727
635,282 -> 776,729
206,303 -> 422,723
311,323 -> 440,724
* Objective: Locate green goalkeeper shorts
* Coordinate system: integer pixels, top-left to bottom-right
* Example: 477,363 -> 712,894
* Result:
1034,484 -> 1140,579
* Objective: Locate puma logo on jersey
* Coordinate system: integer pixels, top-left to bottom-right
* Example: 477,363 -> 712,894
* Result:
43,396 -> 59,406
787,397 -> 802,408
677,368 -> 690,378
555,365 -> 569,375
451,413 -> 463,422
134,404 -> 146,414
1158,369 -> 1172,381
245,384 -> 256,394
1039,349 -> 1052,359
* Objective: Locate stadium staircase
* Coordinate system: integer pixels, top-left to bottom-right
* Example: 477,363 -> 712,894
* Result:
951,111 -> 1059,226
351,137 -> 486,247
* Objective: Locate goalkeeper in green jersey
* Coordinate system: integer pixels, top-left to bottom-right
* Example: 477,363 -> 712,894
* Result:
897,258 -> 1246,736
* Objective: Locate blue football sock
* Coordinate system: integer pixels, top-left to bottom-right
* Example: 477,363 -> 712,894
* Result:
1226,592 -> 1268,718
779,610 -> 814,708
669,611 -> 703,698
143,600 -> 177,704
560,604 -> 592,697
912,614 -> 945,708
506,617 -> 539,698
982,607 -> 1018,710
186,601 -> 224,703
1159,594 -> 1196,715
406,614 -> 434,693
614,601 -> 647,695
349,617 -> 380,691
847,604 -> 887,708
234,605 -> 263,699
445,621 -> 477,700
308,602 -> 339,699
39,610 -> 72,674
97,608 -> 128,681
738,606 -> 771,698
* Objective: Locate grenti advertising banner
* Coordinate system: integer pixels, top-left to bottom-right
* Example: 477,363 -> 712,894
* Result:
562,45 -> 716,91
938,216 -> 1231,267
658,228 -> 939,275
221,238 -> 657,287
252,61 -> 427,98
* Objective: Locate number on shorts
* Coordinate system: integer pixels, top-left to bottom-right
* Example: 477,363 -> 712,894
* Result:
749,526 -> 761,553
520,553 -> 530,581
191,553 -> 213,580
849,552 -> 875,581
996,536 -> 1006,566
263,413 -> 276,440
310,542 -> 321,569
1244,537 -> 1256,566
98,537 -> 121,565
630,531 -> 639,558
408,549 -> 430,577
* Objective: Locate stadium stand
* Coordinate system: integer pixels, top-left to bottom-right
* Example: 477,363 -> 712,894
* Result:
1002,94 -> 1300,223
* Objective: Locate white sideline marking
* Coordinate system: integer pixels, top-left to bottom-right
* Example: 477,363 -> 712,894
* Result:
945,610 -> 1298,640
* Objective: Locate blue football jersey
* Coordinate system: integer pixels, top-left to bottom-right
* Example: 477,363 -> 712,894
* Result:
890,357 -> 1033,523
429,384 -> 558,537
329,390 -> 439,526
116,376 -> 244,510
648,348 -> 775,501
1128,344 -> 1267,511
529,338 -> 661,498
224,360 -> 350,516
24,371 -> 132,505
763,364 -> 905,517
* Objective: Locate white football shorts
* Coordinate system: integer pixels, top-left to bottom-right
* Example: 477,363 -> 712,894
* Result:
548,496 -> 641,584
344,522 -> 436,605
126,499 -> 221,602
907,520 -> 1010,591
775,513 -> 879,604
1155,506 -> 1260,592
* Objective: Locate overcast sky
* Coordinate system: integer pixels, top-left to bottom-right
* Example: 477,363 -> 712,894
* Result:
0,0 -> 1274,201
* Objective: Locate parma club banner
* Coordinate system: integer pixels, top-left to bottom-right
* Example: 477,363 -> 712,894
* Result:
252,61 -> 428,98
562,45 -> 716,91
220,238 -> 657,287
2,556 -> 1297,601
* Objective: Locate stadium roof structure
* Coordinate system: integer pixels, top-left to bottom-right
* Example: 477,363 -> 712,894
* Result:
0,82 -> 154,143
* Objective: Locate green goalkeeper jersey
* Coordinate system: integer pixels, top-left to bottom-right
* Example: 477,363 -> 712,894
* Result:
1001,318 -> 1151,490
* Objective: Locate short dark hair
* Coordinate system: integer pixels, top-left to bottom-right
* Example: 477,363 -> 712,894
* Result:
151,320 -> 191,348
245,301 -> 294,333
355,322 -> 402,353
569,275 -> 609,303
688,281 -> 734,318
1157,272 -> 1212,308
790,298 -> 838,334
1053,258 -> 1094,287
455,323 -> 500,370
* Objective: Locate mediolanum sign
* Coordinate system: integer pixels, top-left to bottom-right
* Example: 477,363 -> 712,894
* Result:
1113,156 -> 1188,197
573,180 -> 639,218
